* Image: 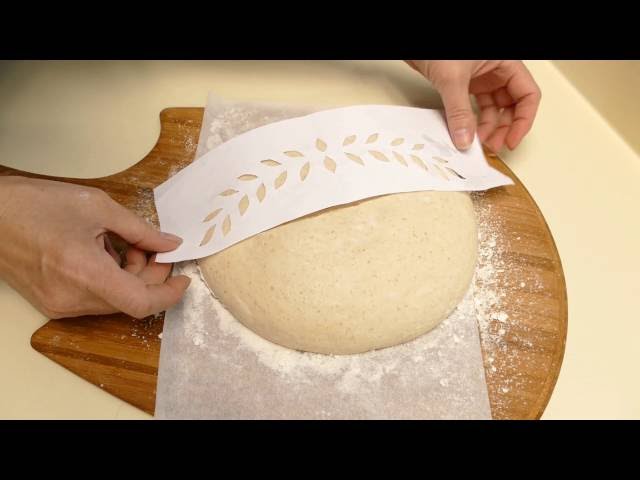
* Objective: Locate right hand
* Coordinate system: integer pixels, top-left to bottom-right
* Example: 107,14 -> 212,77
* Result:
406,60 -> 542,152
0,176 -> 190,319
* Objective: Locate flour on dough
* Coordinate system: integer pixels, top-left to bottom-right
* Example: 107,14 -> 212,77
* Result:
199,191 -> 478,355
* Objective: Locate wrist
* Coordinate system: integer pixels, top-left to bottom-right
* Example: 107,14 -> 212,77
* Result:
0,176 -> 32,281
0,176 -> 13,219
0,176 -> 21,222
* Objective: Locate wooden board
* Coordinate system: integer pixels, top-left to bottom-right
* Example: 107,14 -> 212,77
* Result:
0,108 -> 567,419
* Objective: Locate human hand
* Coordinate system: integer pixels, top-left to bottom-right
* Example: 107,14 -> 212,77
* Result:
0,176 -> 190,319
406,60 -> 541,152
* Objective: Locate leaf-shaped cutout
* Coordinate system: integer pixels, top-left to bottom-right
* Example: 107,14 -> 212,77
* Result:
284,151 -> 303,158
446,167 -> 465,179
300,162 -> 310,181
200,224 -> 216,246
257,183 -> 266,202
203,208 -> 222,223
316,139 -> 327,152
369,150 -> 389,162
393,151 -> 408,167
412,144 -> 425,150
434,164 -> 450,180
238,195 -> 250,215
261,159 -> 281,167
345,153 -> 364,166
219,189 -> 238,197
366,133 -> 379,144
274,171 -> 288,189
324,156 -> 337,173
432,156 -> 449,164
391,138 -> 404,146
410,154 -> 428,170
238,174 -> 258,181
222,215 -> 232,236
343,135 -> 356,146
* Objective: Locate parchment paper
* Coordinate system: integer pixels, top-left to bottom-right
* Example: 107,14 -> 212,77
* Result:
154,96 -> 492,419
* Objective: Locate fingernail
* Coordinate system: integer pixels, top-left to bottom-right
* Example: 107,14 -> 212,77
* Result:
161,232 -> 183,244
453,128 -> 472,150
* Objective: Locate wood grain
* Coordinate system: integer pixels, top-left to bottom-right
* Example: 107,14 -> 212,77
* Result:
0,108 -> 567,419
474,152 -> 567,419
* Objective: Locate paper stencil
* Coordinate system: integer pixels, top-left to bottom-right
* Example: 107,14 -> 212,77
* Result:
154,105 -> 512,263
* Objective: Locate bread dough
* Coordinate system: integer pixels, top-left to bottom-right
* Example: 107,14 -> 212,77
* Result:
198,191 -> 477,355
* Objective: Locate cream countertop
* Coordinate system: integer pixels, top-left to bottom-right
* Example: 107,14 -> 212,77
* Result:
1,60 -> 639,419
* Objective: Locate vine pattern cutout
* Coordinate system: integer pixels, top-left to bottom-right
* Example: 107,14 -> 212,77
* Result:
199,133 -> 465,246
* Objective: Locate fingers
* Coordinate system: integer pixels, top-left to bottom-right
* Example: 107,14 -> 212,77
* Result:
490,87 -> 513,108
476,91 -> 516,149
437,79 -> 476,151
505,92 -> 541,149
103,199 -> 183,253
91,252 -> 190,319
123,246 -> 147,275
503,63 -> 542,149
124,248 -> 173,284
469,61 -> 541,151
475,93 -> 500,143
484,107 -> 514,153
475,68 -> 540,152
136,253 -> 173,285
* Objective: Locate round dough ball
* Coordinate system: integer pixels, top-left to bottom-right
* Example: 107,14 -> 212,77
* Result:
199,191 -> 477,355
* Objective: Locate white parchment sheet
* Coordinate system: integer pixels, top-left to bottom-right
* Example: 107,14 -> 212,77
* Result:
154,96 -> 492,419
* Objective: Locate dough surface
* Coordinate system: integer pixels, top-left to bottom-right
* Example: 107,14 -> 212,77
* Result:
198,191 -> 478,355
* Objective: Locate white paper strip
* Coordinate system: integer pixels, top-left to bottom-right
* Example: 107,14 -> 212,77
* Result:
154,105 -> 512,263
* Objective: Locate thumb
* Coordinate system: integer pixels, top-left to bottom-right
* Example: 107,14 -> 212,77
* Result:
105,200 -> 183,253
438,80 -> 476,150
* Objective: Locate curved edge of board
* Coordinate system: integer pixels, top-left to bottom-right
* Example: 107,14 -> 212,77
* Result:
482,148 -> 568,419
